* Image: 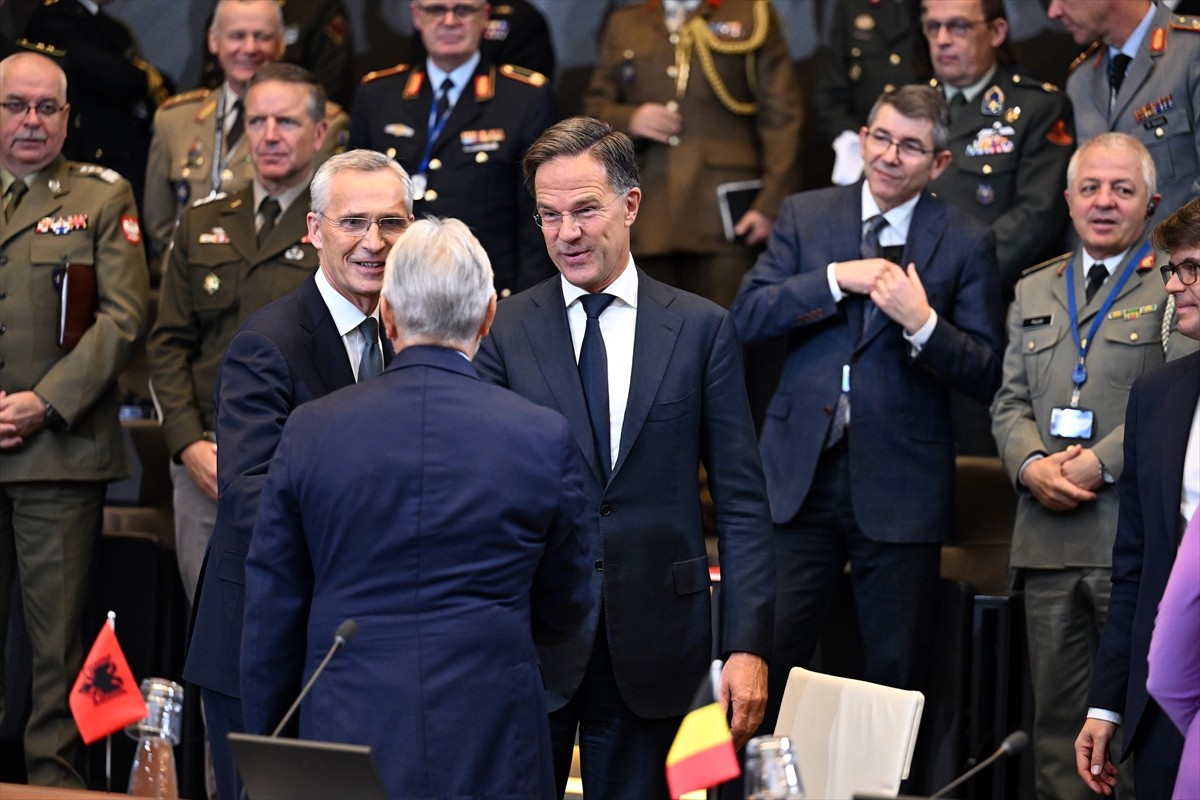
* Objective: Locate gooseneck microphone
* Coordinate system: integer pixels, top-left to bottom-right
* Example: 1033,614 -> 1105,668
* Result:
270,619 -> 358,737
928,730 -> 1029,799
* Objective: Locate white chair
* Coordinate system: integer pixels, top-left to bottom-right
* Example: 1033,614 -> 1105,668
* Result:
773,667 -> 924,799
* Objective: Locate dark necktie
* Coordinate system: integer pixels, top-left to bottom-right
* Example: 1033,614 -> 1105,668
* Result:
227,99 -> 244,150
1109,53 -> 1132,113
860,214 -> 889,328
4,179 -> 28,223
434,78 -> 454,127
578,293 -> 616,481
357,317 -> 382,381
949,92 -> 968,111
257,196 -> 280,248
1085,262 -> 1109,305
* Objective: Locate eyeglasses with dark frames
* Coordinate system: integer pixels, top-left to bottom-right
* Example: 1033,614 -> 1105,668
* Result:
922,19 -> 989,38
0,99 -> 66,118
1160,258 -> 1199,286
865,129 -> 937,159
414,3 -> 485,21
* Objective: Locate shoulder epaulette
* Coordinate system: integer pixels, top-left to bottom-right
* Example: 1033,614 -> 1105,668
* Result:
360,64 -> 411,85
324,100 -> 344,120
16,39 -> 66,58
1023,251 -> 1071,278
73,163 -> 121,184
498,64 -> 548,88
1170,14 -> 1200,32
160,88 -> 211,111
1069,41 -> 1102,74
1009,73 -> 1059,93
190,192 -> 227,208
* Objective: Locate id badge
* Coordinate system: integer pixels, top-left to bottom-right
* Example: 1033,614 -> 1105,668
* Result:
1050,407 -> 1095,439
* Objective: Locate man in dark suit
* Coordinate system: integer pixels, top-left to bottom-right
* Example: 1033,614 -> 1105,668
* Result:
183,149 -> 411,800
731,85 -> 1004,730
241,216 -> 593,799
349,0 -> 557,298
474,116 -> 774,799
1075,197 -> 1200,800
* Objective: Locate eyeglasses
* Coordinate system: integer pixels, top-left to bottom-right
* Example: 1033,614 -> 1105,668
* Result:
0,100 -> 67,119
922,19 -> 989,38
534,195 -> 623,230
1160,258 -> 1200,286
319,213 -> 410,239
865,129 -> 937,159
415,3 -> 485,21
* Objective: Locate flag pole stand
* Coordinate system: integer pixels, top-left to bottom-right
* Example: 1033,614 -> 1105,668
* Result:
105,734 -> 112,792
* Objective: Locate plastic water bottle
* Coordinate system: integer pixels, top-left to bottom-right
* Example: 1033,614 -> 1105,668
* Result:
126,678 -> 184,798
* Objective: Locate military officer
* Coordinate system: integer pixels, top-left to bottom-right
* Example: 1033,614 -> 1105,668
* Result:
147,63 -> 328,607
991,133 -> 1164,800
583,0 -> 802,307
0,52 -> 148,788
405,0 -> 556,83
815,0 -> 922,185
144,0 -> 347,272
922,0 -> 1075,298
349,0 -> 557,298
1052,0 -> 1200,223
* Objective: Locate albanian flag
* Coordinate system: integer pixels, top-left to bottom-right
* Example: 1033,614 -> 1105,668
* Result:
70,619 -> 148,744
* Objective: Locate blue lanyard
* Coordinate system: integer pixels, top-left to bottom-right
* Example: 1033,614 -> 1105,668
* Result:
1064,241 -> 1151,395
417,82 -> 453,176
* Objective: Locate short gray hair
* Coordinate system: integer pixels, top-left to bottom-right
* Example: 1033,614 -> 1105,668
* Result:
210,0 -> 284,38
1067,132 -> 1157,196
382,217 -> 495,348
247,63 -> 325,123
310,149 -> 413,216
867,85 -> 951,151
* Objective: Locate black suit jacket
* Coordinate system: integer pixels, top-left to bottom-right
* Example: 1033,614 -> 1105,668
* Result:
184,274 -> 390,695
474,270 -> 774,719
1089,351 -> 1200,760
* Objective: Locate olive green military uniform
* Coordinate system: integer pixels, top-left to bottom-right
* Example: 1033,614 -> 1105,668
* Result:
0,156 -> 148,787
143,86 -> 348,270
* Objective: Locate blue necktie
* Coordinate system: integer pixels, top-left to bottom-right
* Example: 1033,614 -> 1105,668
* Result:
357,317 -> 382,381
579,293 -> 616,481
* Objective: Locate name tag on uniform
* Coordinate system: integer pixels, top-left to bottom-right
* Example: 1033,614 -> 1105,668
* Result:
1050,407 -> 1095,439
1022,314 -> 1052,328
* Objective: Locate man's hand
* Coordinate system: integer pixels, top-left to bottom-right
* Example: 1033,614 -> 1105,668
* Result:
0,391 -> 49,449
1075,719 -> 1119,795
834,258 -> 897,296
1061,446 -> 1105,491
734,209 -> 773,247
629,102 -> 682,145
720,652 -> 768,750
871,262 -> 933,334
180,439 -> 219,500
1023,448 -> 1098,511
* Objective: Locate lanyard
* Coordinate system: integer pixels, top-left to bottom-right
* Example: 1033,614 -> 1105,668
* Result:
417,83 -> 454,178
208,85 -> 229,198
1064,241 -> 1151,405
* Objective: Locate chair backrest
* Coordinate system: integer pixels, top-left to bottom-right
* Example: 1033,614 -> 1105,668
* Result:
773,667 -> 924,799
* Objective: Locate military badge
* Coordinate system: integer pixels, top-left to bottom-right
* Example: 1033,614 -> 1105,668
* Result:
461,128 -> 505,153
1133,95 -> 1174,123
48,179 -> 61,193
621,59 -> 637,84
484,19 -> 510,41
35,214 -> 88,235
975,184 -> 996,205
411,173 -> 427,200
1108,304 -> 1157,320
187,139 -> 204,168
203,273 -> 220,295
1150,27 -> 1166,54
175,180 -> 190,207
284,246 -> 305,261
1004,106 -> 1021,123
854,13 -> 875,31
849,64 -> 862,82
710,21 -> 744,39
198,227 -> 230,245
121,216 -> 141,245
981,85 -> 1005,116
383,123 -> 416,138
966,123 -> 1016,157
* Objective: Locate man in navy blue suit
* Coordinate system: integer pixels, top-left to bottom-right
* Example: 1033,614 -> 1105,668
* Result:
1075,197 -> 1200,800
241,217 -> 594,799
475,116 -> 774,799
732,85 -> 1004,729
184,149 -> 412,800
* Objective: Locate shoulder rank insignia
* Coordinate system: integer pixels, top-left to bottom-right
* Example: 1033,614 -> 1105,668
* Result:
498,63 -> 547,88
159,87 -> 209,111
1171,15 -> 1200,32
361,64 -> 411,85
1024,252 -> 1071,277
75,163 -> 119,183
1069,41 -> 1102,74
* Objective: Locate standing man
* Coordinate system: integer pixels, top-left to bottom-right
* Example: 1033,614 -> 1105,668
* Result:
144,0 -> 348,270
184,149 -> 411,800
583,0 -> 802,307
0,52 -> 148,787
991,132 -> 1164,800
731,86 -> 1003,730
1074,197 -> 1200,800
474,116 -> 774,799
1050,0 -> 1200,222
922,0 -> 1074,297
241,217 -> 594,800
147,63 -> 329,605
349,0 -> 557,298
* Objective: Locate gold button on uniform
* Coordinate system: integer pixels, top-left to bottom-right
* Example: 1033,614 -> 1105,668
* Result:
429,158 -> 442,170
425,189 -> 438,201
982,164 -> 993,175
386,147 -> 396,158
475,152 -> 488,163
1156,127 -> 1165,138
889,53 -> 901,65
1130,332 -> 1140,342
1028,341 -> 1036,351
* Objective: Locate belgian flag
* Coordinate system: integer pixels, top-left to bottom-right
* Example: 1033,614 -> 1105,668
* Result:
665,660 -> 740,799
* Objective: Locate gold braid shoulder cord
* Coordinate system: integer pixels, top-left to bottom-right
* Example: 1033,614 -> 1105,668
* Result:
675,0 -> 770,116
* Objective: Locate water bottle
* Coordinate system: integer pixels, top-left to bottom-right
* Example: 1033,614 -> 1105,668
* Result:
744,734 -> 805,799
126,678 -> 184,798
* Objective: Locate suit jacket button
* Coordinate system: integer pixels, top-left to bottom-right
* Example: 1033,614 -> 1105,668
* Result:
595,560 -> 604,571
600,504 -> 612,516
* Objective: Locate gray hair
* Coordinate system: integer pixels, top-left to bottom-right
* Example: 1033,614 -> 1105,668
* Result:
1067,132 -> 1157,196
522,116 -> 639,198
210,0 -> 284,38
382,217 -> 495,348
247,63 -> 325,123
310,149 -> 413,216
867,85 -> 951,151
0,52 -> 68,100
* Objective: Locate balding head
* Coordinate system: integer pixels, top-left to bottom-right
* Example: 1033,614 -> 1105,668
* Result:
0,52 -> 70,177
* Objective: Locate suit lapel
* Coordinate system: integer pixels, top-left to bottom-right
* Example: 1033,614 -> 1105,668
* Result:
613,273 -> 682,479
1112,7 -> 1167,122
257,189 -> 311,261
1158,358 -> 1200,541
2,157 -> 67,247
299,277 -> 355,392
521,281 -> 601,481
220,189 -> 257,265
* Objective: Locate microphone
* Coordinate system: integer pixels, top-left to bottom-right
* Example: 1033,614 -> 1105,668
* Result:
270,619 -> 358,737
928,730 -> 1028,799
